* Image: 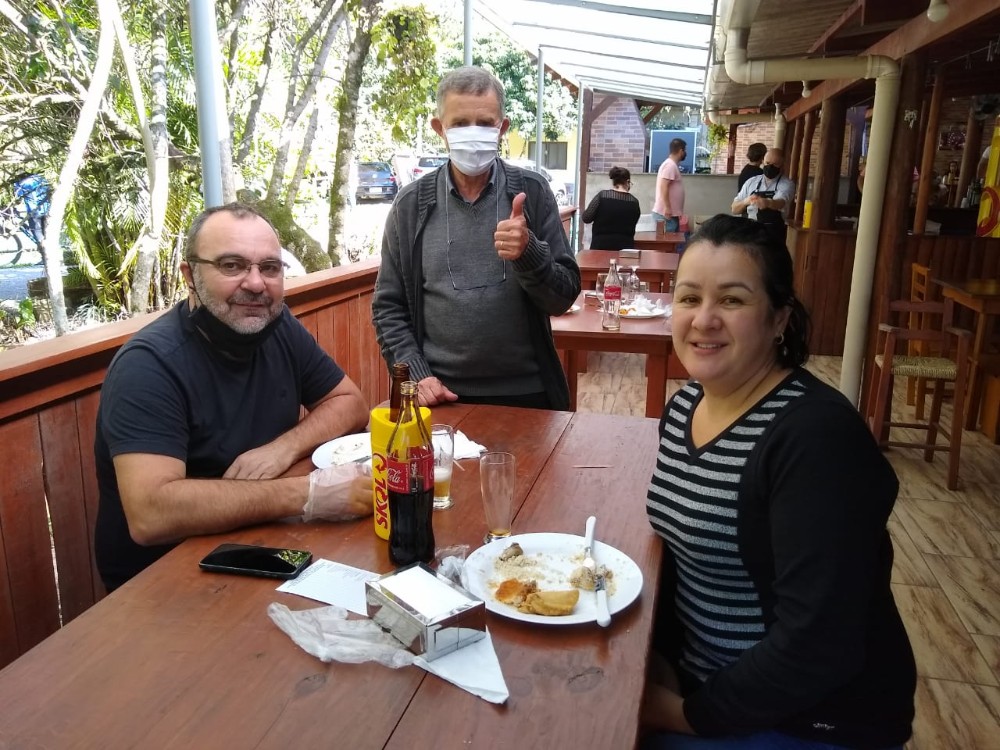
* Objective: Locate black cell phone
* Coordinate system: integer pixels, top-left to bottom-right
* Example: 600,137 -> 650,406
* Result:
198,543 -> 313,580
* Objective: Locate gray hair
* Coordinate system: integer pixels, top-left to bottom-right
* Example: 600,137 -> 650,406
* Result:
184,202 -> 279,259
436,66 -> 506,119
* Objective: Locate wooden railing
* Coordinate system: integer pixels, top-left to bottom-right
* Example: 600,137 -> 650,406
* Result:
0,260 -> 383,670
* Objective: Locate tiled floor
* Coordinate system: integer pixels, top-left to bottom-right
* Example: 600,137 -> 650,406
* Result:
576,353 -> 1000,749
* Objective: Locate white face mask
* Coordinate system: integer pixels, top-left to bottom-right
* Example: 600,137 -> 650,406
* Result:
445,126 -> 501,177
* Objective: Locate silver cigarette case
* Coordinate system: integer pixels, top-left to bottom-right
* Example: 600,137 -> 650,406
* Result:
365,563 -> 485,661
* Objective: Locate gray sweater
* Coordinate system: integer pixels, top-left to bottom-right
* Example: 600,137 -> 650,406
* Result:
372,160 -> 580,409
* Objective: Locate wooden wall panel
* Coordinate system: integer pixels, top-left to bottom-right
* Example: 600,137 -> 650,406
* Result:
74,390 -> 106,604
39,401 -> 97,624
0,415 -> 61,663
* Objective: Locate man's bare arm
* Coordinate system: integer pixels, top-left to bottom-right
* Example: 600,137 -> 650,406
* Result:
115,453 -> 308,546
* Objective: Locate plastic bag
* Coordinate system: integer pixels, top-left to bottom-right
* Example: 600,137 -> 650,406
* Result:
434,544 -> 470,586
268,602 -> 415,669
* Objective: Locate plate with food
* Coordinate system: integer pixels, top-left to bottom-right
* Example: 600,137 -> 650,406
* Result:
619,306 -> 669,319
311,433 -> 370,468
461,532 -> 643,625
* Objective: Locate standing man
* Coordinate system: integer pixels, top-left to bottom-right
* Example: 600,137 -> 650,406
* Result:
372,66 -> 580,411
95,203 -> 371,591
731,148 -> 796,247
737,142 -> 767,191
652,138 -> 687,233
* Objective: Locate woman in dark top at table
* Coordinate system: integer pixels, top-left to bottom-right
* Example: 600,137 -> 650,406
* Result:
641,215 -> 915,750
583,166 -> 641,250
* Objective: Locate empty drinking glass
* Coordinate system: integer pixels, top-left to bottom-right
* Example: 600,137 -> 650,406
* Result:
480,452 -> 516,543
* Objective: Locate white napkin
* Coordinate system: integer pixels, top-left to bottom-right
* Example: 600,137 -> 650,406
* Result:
414,629 -> 509,704
453,430 -> 485,460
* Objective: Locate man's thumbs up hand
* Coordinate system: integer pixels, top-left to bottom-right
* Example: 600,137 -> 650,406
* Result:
495,191 -> 529,261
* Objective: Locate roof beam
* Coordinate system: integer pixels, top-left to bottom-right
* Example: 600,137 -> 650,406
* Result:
784,0 -> 1000,120
524,0 -> 711,25
540,44 -> 707,73
566,63 -> 703,90
580,77 -> 702,105
513,22 -> 710,51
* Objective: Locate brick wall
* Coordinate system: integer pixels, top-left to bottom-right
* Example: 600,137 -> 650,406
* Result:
589,95 -> 647,175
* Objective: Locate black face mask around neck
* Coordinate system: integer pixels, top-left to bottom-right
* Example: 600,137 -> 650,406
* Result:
762,164 -> 781,179
188,302 -> 282,361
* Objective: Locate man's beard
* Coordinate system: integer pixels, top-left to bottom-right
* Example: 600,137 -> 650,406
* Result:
191,272 -> 281,334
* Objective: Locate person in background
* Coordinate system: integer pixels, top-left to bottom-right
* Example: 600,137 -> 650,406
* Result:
582,166 -> 641,250
730,148 -> 795,247
372,66 -> 580,411
94,203 -> 371,591
737,143 -> 767,192
640,214 -> 915,750
652,138 -> 687,233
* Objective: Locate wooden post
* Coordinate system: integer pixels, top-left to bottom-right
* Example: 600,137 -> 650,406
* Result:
860,51 -> 928,408
811,96 -> 847,231
726,123 -> 738,174
956,106 -> 983,207
793,109 -> 817,225
914,71 -> 945,233
788,116 -> 805,183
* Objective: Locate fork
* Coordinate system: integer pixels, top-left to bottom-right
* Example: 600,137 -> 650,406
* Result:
583,515 -> 611,628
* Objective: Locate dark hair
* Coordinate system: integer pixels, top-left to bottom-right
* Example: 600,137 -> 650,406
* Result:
437,66 -> 505,119
685,214 -> 810,368
669,138 -> 687,155
185,202 -> 280,260
747,142 -> 767,163
608,166 -> 631,185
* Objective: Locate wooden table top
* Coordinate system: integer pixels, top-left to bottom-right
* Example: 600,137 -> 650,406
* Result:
552,292 -> 674,341
577,248 -> 679,273
933,276 -> 1000,301
0,405 -> 662,750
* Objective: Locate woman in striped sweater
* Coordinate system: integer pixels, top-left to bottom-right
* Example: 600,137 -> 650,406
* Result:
641,215 -> 915,750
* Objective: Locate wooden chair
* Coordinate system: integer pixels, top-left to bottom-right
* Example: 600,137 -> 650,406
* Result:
865,299 -> 972,490
907,263 -> 931,417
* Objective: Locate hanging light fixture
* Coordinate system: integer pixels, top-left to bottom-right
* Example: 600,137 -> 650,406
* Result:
926,0 -> 950,23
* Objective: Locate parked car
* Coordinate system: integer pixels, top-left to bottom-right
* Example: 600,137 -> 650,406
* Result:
411,155 -> 448,181
356,161 -> 398,201
505,159 -> 571,206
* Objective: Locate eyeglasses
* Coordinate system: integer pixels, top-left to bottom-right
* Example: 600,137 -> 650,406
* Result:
188,255 -> 288,279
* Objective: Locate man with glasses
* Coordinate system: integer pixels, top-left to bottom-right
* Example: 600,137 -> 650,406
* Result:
372,66 -> 580,410
94,203 -> 370,591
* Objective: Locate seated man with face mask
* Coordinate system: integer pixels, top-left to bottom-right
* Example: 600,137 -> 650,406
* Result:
372,66 -> 581,411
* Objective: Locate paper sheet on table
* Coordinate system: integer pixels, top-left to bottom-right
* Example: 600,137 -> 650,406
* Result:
415,629 -> 509,704
453,430 -> 486,460
276,559 -> 378,615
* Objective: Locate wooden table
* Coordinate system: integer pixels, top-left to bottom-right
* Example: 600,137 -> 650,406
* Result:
576,249 -> 679,293
631,231 -> 685,253
0,405 -> 662,750
933,277 -> 1000,430
552,292 -> 674,418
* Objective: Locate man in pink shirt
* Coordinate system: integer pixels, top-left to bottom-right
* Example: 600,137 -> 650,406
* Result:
652,138 -> 686,233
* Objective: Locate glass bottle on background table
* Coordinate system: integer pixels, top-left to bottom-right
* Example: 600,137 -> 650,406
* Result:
625,266 -> 640,304
602,260 -> 623,331
388,362 -> 410,423
386,381 -> 435,565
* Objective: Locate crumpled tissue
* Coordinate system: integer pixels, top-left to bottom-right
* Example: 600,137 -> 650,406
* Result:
453,430 -> 486,460
268,602 -> 509,704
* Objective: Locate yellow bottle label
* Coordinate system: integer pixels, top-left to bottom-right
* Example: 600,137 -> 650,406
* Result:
370,406 -> 432,540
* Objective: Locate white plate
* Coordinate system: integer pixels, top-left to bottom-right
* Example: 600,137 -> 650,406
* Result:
461,532 -> 643,625
561,304 -> 582,315
311,433 -> 370,468
620,307 -> 669,319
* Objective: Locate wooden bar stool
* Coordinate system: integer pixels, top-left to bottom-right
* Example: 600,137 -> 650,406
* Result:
865,299 -> 972,490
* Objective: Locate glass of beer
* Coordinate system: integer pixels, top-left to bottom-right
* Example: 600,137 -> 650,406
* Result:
480,452 -> 516,542
431,424 -> 455,510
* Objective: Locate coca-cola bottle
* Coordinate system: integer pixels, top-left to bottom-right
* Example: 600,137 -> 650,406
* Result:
602,260 -> 623,331
387,362 -> 410,423
386,381 -> 435,565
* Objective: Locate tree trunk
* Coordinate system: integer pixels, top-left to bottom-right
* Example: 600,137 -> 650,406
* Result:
235,18 -> 279,165
44,0 -> 117,334
265,1 -> 345,202
328,0 -> 379,265
286,103 -> 320,206
123,1 -> 170,314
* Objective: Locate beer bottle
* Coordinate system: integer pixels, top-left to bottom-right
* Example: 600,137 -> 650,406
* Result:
386,381 -> 435,565
388,362 -> 411,423
602,260 -> 623,331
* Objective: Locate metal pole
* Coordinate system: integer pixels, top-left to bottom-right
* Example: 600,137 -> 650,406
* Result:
188,0 -> 224,207
535,47 -> 544,170
573,83 -> 586,252
463,0 -> 473,66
